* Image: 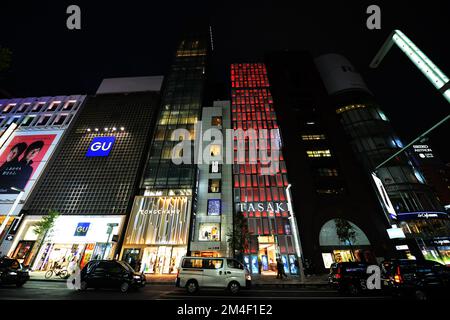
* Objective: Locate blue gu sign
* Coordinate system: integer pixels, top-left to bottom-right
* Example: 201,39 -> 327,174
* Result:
74,222 -> 90,236
86,137 -> 115,157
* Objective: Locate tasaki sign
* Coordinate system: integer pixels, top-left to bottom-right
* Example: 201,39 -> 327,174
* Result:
86,136 -> 115,157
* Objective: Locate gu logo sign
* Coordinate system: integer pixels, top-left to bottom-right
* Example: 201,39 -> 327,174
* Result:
74,222 -> 90,236
86,137 -> 115,157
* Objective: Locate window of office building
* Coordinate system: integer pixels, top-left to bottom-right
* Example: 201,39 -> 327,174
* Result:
63,101 -> 76,111
301,134 -> 326,141
47,102 -> 60,111
208,179 -> 221,193
52,114 -> 68,126
317,168 -> 339,177
17,103 -> 30,113
36,115 -> 51,126
9,117 -> 20,125
21,115 -> 35,127
306,150 -> 332,158
211,116 -> 222,127
316,188 -> 345,195
209,161 -> 221,173
207,199 -> 221,216
3,104 -> 15,113
32,103 -> 45,112
210,145 -> 221,157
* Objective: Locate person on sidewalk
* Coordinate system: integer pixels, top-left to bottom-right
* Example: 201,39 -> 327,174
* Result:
276,258 -> 288,279
276,258 -> 287,279
258,257 -> 262,275
276,258 -> 282,279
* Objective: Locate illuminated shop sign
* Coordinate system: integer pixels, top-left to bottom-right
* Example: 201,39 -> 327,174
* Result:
238,202 -> 287,213
46,216 -> 122,244
138,207 -> 180,215
397,211 -> 448,221
86,137 -> 115,157
198,223 -> 220,242
386,227 -> 406,239
413,144 -> 434,159
371,173 -> 396,219
74,222 -> 90,236
432,239 -> 450,246
207,199 -> 221,216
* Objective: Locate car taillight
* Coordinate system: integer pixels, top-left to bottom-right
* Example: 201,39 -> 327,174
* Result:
394,266 -> 403,284
176,269 -> 180,278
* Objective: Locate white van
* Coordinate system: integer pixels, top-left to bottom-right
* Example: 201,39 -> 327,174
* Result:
175,257 -> 251,294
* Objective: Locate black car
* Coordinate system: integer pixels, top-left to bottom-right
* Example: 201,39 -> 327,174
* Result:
79,260 -> 145,293
328,262 -> 371,295
381,259 -> 450,300
0,257 -> 30,287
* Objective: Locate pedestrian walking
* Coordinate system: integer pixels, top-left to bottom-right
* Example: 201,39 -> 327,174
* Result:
276,258 -> 284,279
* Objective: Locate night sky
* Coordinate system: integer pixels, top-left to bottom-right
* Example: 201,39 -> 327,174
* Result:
1,1 -> 449,161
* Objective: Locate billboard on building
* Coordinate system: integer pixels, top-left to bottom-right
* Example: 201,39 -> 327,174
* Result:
0,131 -> 62,204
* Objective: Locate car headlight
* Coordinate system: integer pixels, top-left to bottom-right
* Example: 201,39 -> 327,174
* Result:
246,274 -> 251,281
133,275 -> 141,280
8,272 -> 18,276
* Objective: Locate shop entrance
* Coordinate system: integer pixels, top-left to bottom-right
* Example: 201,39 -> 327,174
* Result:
34,242 -> 114,271
258,236 -> 277,274
141,246 -> 186,274
12,240 -> 35,266
243,236 -> 299,275
332,250 -> 354,263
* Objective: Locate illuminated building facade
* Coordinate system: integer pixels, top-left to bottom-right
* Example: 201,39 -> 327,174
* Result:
189,101 -> 233,258
121,25 -> 211,274
0,95 -> 86,257
315,54 -> 450,265
230,63 -> 303,275
9,77 -> 162,270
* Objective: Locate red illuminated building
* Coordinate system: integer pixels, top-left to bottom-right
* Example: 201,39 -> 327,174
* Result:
230,63 -> 303,275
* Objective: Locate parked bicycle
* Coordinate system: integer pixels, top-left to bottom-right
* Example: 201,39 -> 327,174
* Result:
45,267 -> 68,279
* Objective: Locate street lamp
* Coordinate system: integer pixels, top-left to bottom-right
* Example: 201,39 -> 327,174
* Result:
285,184 -> 305,282
103,223 -> 119,260
370,30 -> 450,104
370,30 -> 450,170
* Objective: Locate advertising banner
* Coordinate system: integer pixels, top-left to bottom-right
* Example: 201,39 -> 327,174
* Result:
0,131 -> 61,205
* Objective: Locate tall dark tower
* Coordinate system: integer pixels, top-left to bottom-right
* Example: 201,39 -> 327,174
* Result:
315,54 -> 450,264
265,52 -> 392,272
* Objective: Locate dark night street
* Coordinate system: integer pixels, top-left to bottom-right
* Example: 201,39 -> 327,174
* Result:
0,281 -> 390,300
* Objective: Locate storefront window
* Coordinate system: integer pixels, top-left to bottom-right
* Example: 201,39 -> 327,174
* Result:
208,179 -> 221,193
199,223 -> 220,241
211,116 -> 222,127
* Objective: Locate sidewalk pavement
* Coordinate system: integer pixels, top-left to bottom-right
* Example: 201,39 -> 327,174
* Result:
29,271 -> 329,288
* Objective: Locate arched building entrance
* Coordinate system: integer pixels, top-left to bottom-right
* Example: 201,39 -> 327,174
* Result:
318,219 -> 376,269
